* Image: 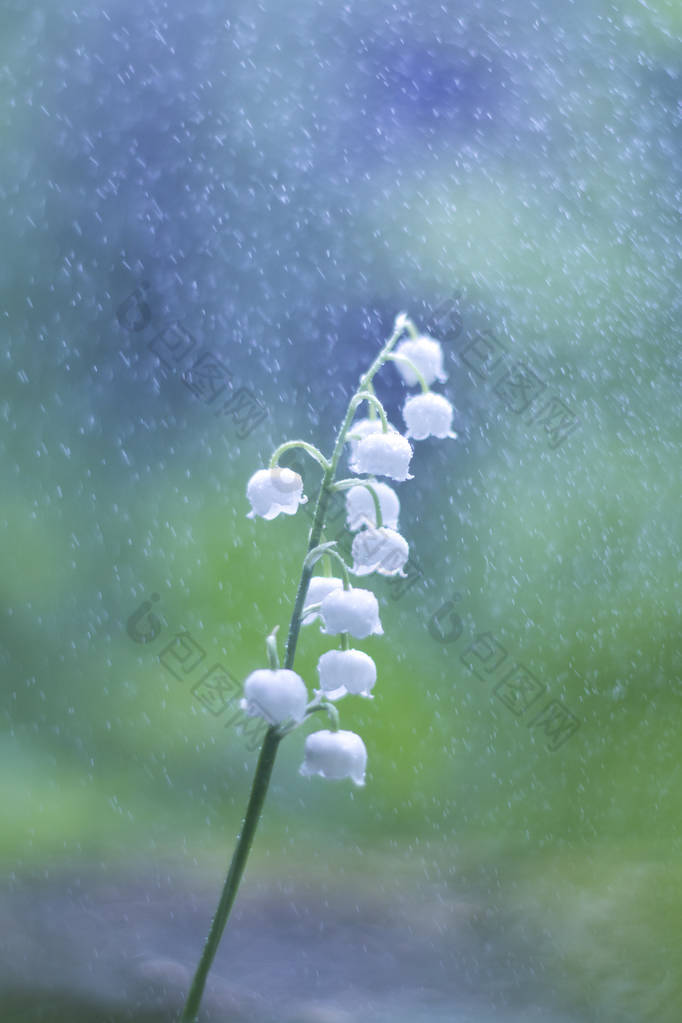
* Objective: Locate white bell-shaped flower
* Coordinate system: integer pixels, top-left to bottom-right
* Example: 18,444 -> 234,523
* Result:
300,729 -> 367,786
317,648 -> 377,700
345,417 -> 397,460
349,431 -> 413,481
319,586 -> 383,638
403,392 -> 457,441
240,668 -> 308,725
346,481 -> 400,531
394,335 -> 447,387
302,575 -> 343,625
351,526 -> 409,577
246,468 -> 307,520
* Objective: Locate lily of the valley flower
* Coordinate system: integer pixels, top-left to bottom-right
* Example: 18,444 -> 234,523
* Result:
246,468 -> 307,520
403,392 -> 457,441
300,729 -> 367,786
302,575 -> 343,625
345,417 -> 393,460
319,586 -> 383,638
349,431 -> 413,481
317,648 -> 377,700
394,335 -> 447,387
240,668 -> 308,725
351,525 -> 409,577
345,481 -> 400,531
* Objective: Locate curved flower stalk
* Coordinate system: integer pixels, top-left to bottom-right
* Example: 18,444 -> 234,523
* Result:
344,480 -> 400,531
180,313 -> 456,1023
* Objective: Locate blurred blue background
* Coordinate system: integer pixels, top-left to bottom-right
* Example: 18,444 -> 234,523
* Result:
1,0 -> 680,1020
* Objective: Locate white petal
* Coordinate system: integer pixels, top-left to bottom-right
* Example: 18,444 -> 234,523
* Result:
317,649 -> 377,698
402,392 -> 457,441
345,417 -> 397,460
299,729 -> 367,786
240,669 -> 308,725
246,468 -> 307,520
302,576 -> 343,625
319,587 -> 383,639
318,684 -> 348,702
349,432 -> 413,481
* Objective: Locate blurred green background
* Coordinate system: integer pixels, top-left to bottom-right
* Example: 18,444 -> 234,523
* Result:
1,0 -> 680,1020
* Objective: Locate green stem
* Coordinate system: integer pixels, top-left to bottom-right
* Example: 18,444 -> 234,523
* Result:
180,727 -> 281,1022
180,315 -> 408,1021
269,439 -> 330,471
349,391 -> 389,430
365,379 -> 377,419
358,314 -> 408,391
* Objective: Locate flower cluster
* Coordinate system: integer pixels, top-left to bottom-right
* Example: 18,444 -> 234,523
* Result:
181,316 -> 457,1023
242,318 -> 456,788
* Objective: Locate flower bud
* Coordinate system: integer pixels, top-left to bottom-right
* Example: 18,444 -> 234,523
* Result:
317,648 -> 377,700
345,481 -> 400,531
403,392 -> 457,441
319,586 -> 383,638
240,669 -> 308,725
351,526 -> 409,577
349,431 -> 413,481
300,729 -> 367,786
246,468 -> 307,520
302,575 -> 343,625
394,335 -> 447,387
